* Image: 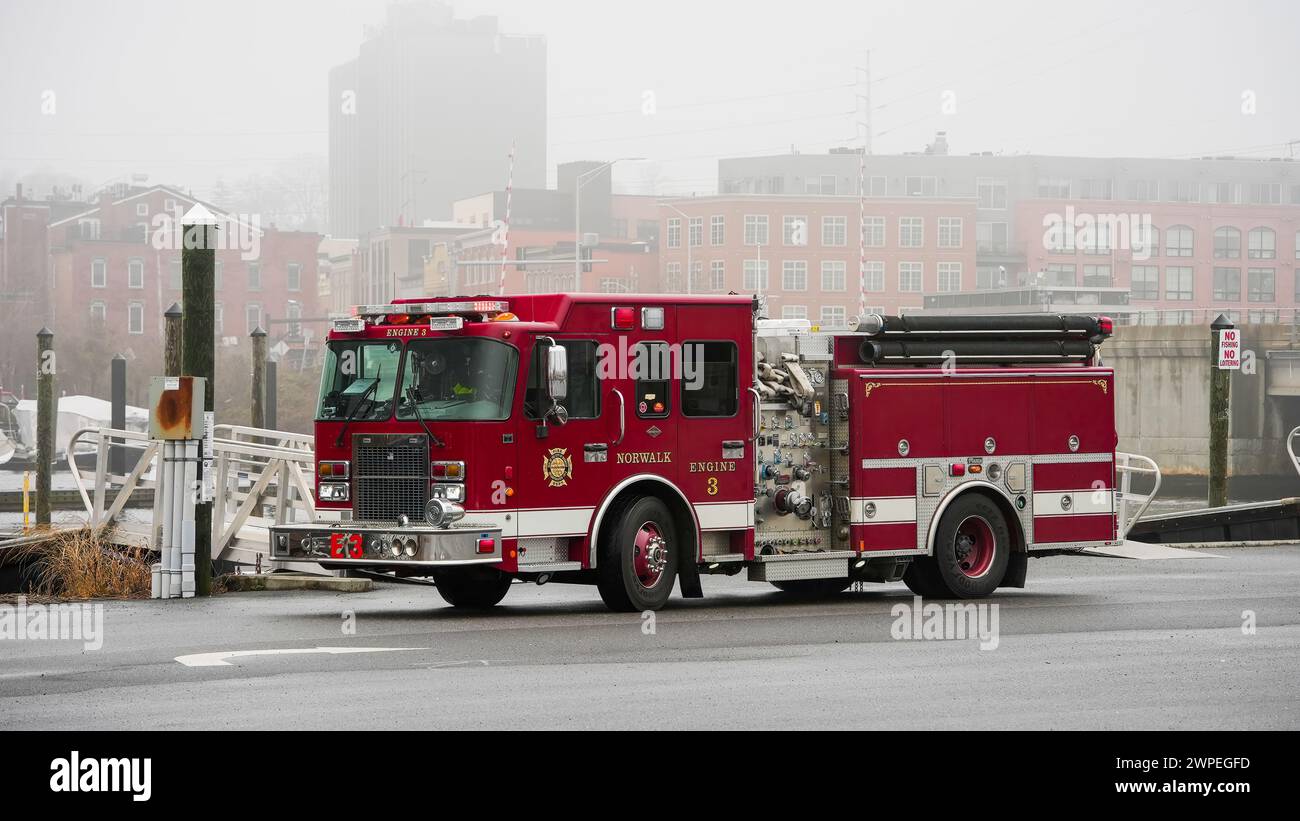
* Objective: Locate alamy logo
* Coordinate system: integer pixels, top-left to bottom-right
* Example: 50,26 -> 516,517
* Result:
0,596 -> 103,651
890,596 -> 1000,651
1042,206 -> 1154,261
50,751 -> 151,801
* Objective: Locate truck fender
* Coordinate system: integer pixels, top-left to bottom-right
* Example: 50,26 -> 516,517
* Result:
587,474 -> 702,587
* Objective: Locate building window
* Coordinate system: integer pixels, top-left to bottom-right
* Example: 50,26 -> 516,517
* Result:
1247,227 -> 1275,260
1166,226 -> 1194,258
1079,178 -> 1113,200
976,178 -> 1007,209
905,176 -> 937,197
899,262 -> 923,293
665,262 -> 682,291
976,222 -> 1009,254
742,259 -> 769,291
688,261 -> 704,292
1165,266 -> 1194,301
666,218 -> 681,249
867,176 -> 887,197
820,305 -> 848,327
743,215 -> 768,246
709,260 -> 725,291
782,305 -> 807,320
688,217 -> 703,248
783,216 -> 808,246
821,216 -> 847,247
1131,266 -> 1159,300
1166,181 -> 1200,203
1207,182 -> 1240,204
288,262 -> 302,291
215,303 -> 224,336
91,258 -> 107,288
1213,227 -> 1241,259
938,217 -> 963,248
287,301 -> 303,336
862,216 -> 885,248
90,301 -> 107,323
899,217 -> 923,248
127,258 -> 144,289
246,303 -> 262,334
977,265 -> 1009,289
1212,267 -> 1242,301
1248,268 -> 1275,302
1133,224 -> 1159,259
1037,177 -> 1071,198
136,202 -> 149,217
1083,221 -> 1113,255
1126,180 -> 1159,201
782,260 -> 807,291
937,262 -> 962,292
821,261 -> 846,292
169,259 -> 182,289
128,302 -> 144,335
681,341 -> 738,417
710,215 -> 725,246
1249,182 -> 1281,205
248,262 -> 262,290
1045,263 -> 1076,286
214,261 -> 223,291
863,261 -> 884,292
1082,264 -> 1112,287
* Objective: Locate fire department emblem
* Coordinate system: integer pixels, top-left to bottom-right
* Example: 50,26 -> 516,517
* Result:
543,448 -> 573,488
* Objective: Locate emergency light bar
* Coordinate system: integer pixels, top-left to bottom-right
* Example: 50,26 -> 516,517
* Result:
353,300 -> 509,318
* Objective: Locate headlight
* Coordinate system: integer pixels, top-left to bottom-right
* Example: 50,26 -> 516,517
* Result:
318,482 -> 349,502
430,483 -> 465,502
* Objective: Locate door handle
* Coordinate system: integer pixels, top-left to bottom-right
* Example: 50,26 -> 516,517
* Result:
611,388 -> 625,447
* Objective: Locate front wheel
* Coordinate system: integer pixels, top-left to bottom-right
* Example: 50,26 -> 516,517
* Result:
904,494 -> 1011,598
432,567 -> 513,608
597,496 -> 679,612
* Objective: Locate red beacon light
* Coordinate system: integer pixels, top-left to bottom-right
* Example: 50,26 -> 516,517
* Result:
1098,316 -> 1114,336
612,306 -> 636,330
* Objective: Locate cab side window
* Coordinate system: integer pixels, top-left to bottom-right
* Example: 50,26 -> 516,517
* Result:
634,341 -> 671,419
525,339 -> 600,419
681,341 -> 738,417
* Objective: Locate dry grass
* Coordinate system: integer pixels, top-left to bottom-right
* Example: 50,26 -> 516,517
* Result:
6,527 -> 152,600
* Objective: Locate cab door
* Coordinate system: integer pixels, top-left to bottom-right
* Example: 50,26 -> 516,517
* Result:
515,337 -> 609,550
674,304 -> 753,535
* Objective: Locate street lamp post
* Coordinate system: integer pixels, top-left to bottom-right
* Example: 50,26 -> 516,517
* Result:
574,157 -> 642,292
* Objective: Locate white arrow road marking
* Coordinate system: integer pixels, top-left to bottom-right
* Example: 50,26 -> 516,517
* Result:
175,646 -> 424,668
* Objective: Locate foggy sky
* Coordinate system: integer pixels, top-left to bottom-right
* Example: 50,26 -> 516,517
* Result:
1,0 -> 1297,203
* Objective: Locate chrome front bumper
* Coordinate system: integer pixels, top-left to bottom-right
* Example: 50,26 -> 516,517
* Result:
269,521 -> 503,568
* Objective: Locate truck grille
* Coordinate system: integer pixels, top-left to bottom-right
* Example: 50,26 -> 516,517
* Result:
353,434 -> 428,522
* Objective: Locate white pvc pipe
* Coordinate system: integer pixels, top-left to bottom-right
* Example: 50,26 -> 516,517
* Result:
158,440 -> 173,599
181,439 -> 197,598
170,438 -> 185,598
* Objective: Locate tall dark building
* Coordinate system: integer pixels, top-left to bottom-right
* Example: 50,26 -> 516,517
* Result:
329,1 -> 547,238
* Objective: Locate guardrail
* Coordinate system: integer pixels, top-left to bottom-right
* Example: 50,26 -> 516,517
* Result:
65,425 -> 316,564
1115,451 -> 1163,540
1288,426 -> 1300,480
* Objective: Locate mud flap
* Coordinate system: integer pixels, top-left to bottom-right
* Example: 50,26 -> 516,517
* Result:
677,558 -> 704,598
1000,551 -> 1027,589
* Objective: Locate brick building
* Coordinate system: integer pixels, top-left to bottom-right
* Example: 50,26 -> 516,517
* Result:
657,194 -> 978,326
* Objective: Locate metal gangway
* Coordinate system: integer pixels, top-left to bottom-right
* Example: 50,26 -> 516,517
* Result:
66,424 -> 316,568
1115,451 -> 1162,541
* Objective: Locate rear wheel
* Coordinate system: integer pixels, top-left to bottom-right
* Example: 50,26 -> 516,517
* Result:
432,567 -> 513,608
904,494 -> 1011,599
770,578 -> 851,597
597,496 -> 679,612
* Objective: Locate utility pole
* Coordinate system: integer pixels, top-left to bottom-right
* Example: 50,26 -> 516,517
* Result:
35,327 -> 54,526
182,206 -> 216,596
1208,314 -> 1233,507
110,354 -> 126,475
251,327 -> 267,429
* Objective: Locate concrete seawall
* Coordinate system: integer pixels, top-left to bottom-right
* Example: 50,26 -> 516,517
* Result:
1108,322 -> 1300,495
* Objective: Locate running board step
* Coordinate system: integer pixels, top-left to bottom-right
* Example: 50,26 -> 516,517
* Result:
748,554 -> 851,582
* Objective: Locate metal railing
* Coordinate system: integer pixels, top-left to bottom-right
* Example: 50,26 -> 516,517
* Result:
1289,426 -> 1300,480
66,424 -> 316,564
1115,451 -> 1163,540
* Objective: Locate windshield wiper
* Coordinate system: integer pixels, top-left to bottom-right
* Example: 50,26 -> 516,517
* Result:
333,372 -> 381,448
404,384 -> 446,448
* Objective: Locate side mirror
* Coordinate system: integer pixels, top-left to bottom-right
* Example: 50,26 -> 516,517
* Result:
546,344 -> 568,402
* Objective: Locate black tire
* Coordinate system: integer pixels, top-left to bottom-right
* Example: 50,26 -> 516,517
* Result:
907,493 -> 1011,599
432,567 -> 513,608
770,578 -> 851,597
597,496 -> 679,612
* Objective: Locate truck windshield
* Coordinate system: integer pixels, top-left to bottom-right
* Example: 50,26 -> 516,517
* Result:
317,341 -> 403,421
398,338 -> 517,421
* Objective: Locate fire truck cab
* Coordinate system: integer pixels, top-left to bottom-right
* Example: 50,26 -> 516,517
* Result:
270,294 -> 1120,612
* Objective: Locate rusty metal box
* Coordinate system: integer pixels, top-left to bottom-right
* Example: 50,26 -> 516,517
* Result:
148,376 -> 207,440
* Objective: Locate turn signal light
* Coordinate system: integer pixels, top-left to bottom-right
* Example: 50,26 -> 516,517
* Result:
949,463 -> 966,477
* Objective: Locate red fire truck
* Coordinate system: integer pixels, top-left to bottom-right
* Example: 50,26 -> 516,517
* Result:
270,294 -> 1120,612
